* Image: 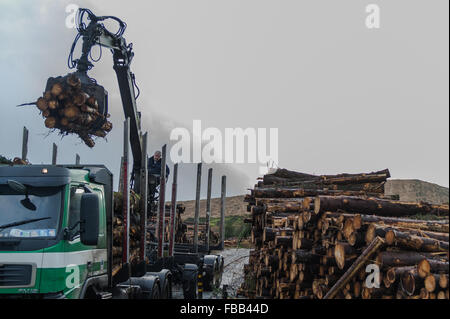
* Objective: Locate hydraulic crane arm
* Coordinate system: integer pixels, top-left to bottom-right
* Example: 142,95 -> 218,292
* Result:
69,8 -> 143,190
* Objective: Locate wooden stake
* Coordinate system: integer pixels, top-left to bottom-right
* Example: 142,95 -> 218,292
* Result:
21,127 -> 28,161
324,236 -> 385,299
193,162 -> 202,254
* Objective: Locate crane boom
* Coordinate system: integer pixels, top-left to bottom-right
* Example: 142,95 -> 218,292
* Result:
70,8 -> 144,191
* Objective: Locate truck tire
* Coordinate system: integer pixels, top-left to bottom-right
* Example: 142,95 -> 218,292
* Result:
161,276 -> 172,299
151,282 -> 160,299
147,270 -> 172,299
214,256 -> 225,289
203,255 -> 218,291
182,264 -> 198,299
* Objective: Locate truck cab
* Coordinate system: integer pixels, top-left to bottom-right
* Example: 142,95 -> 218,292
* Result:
0,164 -> 163,299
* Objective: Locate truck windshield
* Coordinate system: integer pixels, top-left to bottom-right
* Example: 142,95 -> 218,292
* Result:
0,185 -> 63,239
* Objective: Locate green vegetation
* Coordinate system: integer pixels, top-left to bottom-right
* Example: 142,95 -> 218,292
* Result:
184,215 -> 251,241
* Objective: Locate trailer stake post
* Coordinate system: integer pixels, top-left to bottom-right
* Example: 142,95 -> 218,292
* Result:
193,162 -> 202,254
21,127 -> 28,161
52,143 -> 57,165
220,175 -> 226,250
169,163 -> 178,257
157,144 -> 167,258
139,132 -> 148,261
205,168 -> 213,252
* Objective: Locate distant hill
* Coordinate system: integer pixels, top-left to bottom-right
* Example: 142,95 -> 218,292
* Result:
178,195 -> 248,219
385,179 -> 449,205
177,179 -> 449,218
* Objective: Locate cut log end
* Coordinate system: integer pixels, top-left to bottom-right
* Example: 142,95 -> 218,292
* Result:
424,274 -> 436,293
51,83 -> 63,97
417,259 -> 431,278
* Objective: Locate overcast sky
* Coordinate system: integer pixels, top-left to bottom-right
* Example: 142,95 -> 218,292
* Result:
0,0 -> 448,201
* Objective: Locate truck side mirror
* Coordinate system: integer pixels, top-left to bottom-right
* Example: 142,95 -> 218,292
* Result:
80,193 -> 100,246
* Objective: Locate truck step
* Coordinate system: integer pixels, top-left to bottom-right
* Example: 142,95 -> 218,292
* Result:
97,291 -> 113,299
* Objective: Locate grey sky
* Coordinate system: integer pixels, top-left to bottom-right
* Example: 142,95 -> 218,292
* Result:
0,0 -> 448,201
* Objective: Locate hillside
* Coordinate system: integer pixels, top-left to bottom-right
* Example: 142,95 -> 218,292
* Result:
177,179 -> 449,219
178,195 -> 247,219
385,179 -> 449,205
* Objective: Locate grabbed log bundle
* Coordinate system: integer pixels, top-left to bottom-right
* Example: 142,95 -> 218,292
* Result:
20,73 -> 113,147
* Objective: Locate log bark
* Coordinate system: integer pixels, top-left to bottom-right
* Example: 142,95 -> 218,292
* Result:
291,250 -> 321,264
275,235 -> 292,247
254,188 -> 385,199
369,224 -> 448,242
376,251 -> 436,268
314,195 -> 449,217
263,168 -> 390,186
326,213 -> 449,233
385,229 -> 448,252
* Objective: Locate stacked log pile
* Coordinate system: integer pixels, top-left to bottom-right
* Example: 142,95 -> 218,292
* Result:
0,156 -> 29,165
19,73 -> 113,147
183,222 -> 221,246
238,168 -> 449,299
112,191 -> 144,268
147,203 -> 188,243
112,192 -> 188,272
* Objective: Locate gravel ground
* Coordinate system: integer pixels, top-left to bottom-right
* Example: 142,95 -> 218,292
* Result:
171,248 -> 250,299
215,248 -> 250,298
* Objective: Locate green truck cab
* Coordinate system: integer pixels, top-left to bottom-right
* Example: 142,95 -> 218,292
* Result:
0,165 -> 164,299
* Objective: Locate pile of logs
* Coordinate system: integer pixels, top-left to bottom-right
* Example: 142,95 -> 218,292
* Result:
238,168 -> 449,299
147,203 -> 188,244
112,191 -> 188,271
19,73 -> 113,147
0,156 -> 29,165
112,190 -> 144,268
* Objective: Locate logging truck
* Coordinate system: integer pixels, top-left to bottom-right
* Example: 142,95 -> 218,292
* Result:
0,164 -> 170,298
0,8 -> 224,298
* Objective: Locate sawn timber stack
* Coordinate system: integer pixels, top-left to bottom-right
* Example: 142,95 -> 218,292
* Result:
238,168 -> 449,299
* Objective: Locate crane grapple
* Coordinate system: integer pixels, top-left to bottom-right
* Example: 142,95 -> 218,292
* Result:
37,71 -> 112,147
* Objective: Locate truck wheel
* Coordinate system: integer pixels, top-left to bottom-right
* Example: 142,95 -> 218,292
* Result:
214,257 -> 224,289
182,265 -> 198,299
183,276 -> 197,299
203,255 -> 218,291
151,282 -> 160,299
146,270 -> 172,299
160,277 -> 172,299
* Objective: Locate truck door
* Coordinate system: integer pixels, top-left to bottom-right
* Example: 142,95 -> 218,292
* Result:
90,188 -> 107,276
64,186 -> 94,292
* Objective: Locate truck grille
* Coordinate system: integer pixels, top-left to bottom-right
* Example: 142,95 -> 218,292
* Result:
0,264 -> 33,287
